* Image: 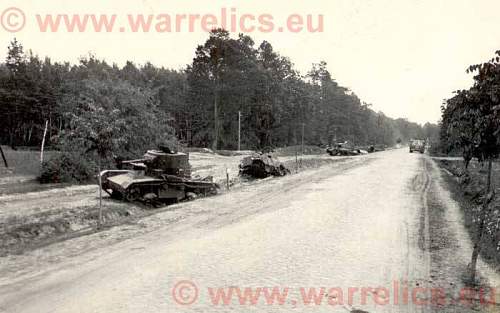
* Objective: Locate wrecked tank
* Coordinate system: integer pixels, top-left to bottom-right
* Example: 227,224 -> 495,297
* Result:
239,153 -> 290,179
100,148 -> 218,204
326,141 -> 361,156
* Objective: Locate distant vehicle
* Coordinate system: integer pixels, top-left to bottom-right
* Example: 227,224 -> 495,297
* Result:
326,141 -> 375,156
409,139 -> 425,153
326,141 -> 365,156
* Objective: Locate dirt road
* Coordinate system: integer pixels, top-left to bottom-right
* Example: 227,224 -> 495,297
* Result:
0,149 -> 498,312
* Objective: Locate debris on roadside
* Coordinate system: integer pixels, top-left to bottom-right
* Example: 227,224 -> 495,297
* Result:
239,153 -> 290,178
362,144 -> 386,153
326,141 -> 362,156
327,141 -> 386,156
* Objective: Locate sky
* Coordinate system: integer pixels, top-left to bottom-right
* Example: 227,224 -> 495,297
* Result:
1,0 -> 499,124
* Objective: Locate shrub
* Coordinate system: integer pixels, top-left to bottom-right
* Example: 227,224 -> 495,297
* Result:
39,153 -> 96,183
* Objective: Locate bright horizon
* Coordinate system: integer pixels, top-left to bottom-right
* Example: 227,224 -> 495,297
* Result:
1,0 -> 499,125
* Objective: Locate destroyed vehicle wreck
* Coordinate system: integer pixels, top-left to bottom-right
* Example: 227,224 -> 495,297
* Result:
239,153 -> 290,179
100,148 -> 218,204
326,141 -> 364,156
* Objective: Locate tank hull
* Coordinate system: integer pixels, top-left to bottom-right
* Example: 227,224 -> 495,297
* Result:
99,149 -> 218,204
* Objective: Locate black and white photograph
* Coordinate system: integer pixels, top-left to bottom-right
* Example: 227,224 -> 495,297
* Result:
0,1 -> 499,312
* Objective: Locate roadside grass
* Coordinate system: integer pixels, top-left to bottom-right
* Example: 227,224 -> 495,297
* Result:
0,146 -> 57,176
275,145 -> 325,156
0,146 -> 62,195
437,159 -> 500,271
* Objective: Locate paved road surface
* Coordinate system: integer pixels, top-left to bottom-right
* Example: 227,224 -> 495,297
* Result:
0,149 -> 458,312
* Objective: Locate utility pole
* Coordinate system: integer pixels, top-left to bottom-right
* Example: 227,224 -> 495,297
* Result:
97,158 -> 103,229
334,127 -> 338,146
213,91 -> 219,151
238,111 -> 241,151
301,123 -> 305,155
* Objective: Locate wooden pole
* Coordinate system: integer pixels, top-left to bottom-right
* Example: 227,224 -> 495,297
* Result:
238,111 -> 241,151
40,120 -> 49,163
295,150 -> 298,173
0,145 -> 8,168
213,85 -> 219,151
301,123 -> 305,155
98,158 -> 103,229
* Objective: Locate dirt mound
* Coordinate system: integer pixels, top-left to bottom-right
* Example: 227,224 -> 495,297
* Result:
0,205 -> 142,256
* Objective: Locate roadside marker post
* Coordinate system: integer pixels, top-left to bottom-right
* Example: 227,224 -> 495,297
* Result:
40,120 -> 48,163
295,150 -> 299,173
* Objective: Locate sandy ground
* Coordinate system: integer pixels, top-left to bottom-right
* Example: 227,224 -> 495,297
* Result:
0,151 -> 335,218
0,151 -> 348,255
0,149 -> 498,313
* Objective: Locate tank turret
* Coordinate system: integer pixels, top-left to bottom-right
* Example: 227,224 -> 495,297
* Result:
143,150 -> 191,178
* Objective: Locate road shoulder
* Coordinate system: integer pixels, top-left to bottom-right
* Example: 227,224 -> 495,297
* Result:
424,156 -> 499,312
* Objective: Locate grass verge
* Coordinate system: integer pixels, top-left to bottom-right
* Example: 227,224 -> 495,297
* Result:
436,159 -> 500,271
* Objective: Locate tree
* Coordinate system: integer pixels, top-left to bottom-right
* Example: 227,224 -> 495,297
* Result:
441,50 -> 500,283
1,40 -> 62,148
6,38 -> 25,75
1,37 -> 433,156
441,91 -> 480,169
464,53 -> 500,282
61,79 -> 176,158
64,86 -> 126,227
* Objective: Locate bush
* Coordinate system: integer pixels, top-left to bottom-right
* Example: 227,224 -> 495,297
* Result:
39,153 -> 96,183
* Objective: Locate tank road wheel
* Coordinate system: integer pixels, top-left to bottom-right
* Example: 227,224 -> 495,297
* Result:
185,192 -> 197,201
209,185 -> 218,195
125,186 -> 141,202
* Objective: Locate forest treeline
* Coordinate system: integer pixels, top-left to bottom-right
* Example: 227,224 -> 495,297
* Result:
1,29 -> 437,154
